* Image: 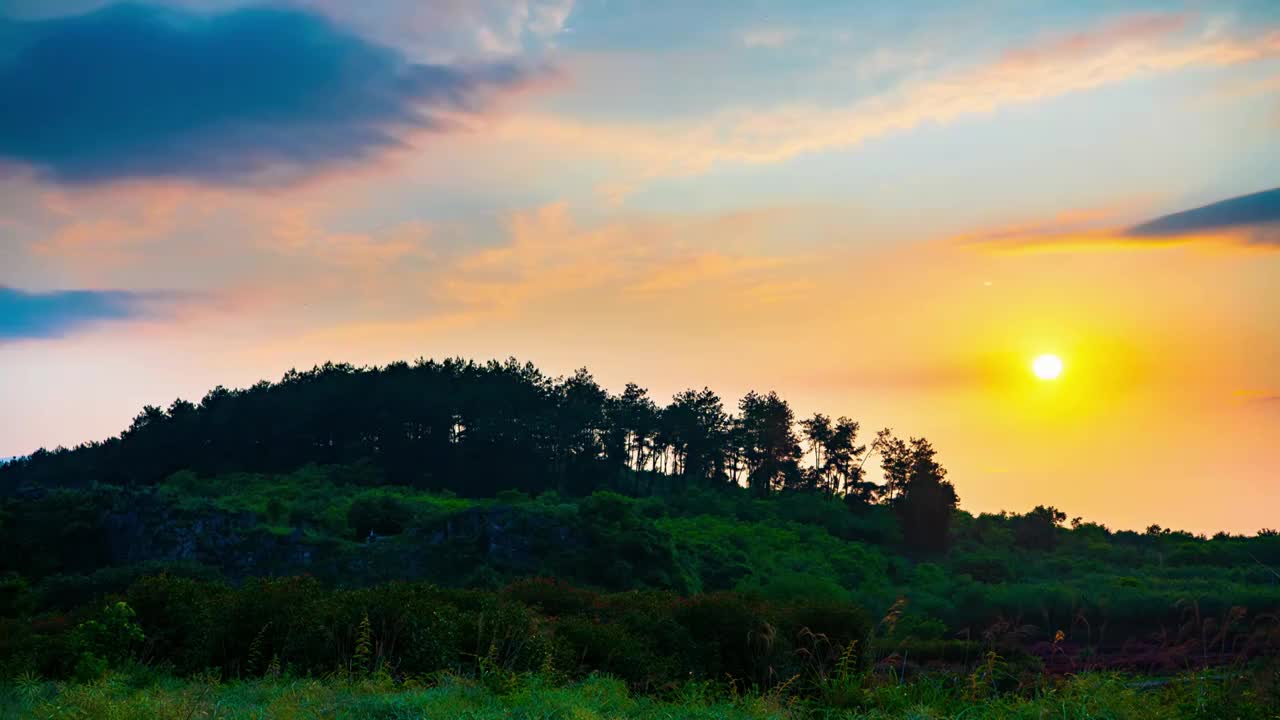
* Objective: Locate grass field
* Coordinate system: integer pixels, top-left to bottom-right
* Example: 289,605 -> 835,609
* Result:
3,669 -> 1274,720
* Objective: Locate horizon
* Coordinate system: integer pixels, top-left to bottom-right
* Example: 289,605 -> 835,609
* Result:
1,1 -> 1278,536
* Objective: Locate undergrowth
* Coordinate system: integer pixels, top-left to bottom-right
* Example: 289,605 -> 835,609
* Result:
2,666 -> 1277,720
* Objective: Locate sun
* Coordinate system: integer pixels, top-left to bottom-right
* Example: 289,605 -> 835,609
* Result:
1032,354 -> 1064,380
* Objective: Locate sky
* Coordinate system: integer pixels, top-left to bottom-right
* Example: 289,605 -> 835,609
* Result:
1,0 -> 1278,534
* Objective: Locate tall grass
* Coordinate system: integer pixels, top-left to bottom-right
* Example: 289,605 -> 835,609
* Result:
2,668 -> 1275,719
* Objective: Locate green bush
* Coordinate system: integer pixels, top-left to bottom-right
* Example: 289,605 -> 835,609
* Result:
674,592 -> 773,685
503,577 -> 598,617
127,574 -> 231,674
348,494 -> 414,538
552,616 -> 658,685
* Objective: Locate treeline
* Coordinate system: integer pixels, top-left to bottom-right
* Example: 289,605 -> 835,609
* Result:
0,358 -> 958,550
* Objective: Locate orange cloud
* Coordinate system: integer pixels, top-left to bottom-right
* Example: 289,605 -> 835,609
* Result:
995,13 -> 1188,68
17,158 -> 428,286
623,253 -> 790,296
223,201 -> 838,373
28,184 -> 224,282
436,203 -> 804,318
262,206 -> 431,271
953,190 -> 1280,254
961,229 -> 1208,254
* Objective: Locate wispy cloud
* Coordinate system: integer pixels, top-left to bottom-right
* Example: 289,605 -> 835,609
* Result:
233,202 -> 825,363
0,3 -> 543,186
262,207 -> 434,276
957,188 -> 1280,253
0,286 -> 176,341
31,185 -> 195,262
437,203 -> 804,317
493,14 -> 1279,197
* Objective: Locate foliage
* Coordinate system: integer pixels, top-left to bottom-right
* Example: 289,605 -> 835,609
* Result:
2,667 -> 1278,719
2,575 -> 878,693
2,354 -> 1280,713
0,359 -> 870,503
3,466 -> 1279,679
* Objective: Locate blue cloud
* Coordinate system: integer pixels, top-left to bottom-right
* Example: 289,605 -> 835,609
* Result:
0,3 -> 532,185
0,286 -> 157,340
1127,188 -> 1280,244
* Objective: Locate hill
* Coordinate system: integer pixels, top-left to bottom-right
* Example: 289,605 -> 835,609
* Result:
2,357 -> 1278,688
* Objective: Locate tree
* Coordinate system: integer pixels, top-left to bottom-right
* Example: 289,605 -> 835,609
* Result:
1014,505 -> 1066,551
723,415 -> 747,487
605,383 -> 659,470
552,368 -> 609,495
801,415 -> 866,497
663,388 -> 730,489
874,429 -> 910,501
738,391 -> 802,497
799,413 -> 832,493
879,432 -> 958,553
0,355 -> 944,515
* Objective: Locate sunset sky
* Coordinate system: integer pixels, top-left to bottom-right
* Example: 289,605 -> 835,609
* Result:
1,1 -> 1277,534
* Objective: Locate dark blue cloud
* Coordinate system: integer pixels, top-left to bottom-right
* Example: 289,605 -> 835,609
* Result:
0,3 -> 531,185
1127,188 -> 1280,244
0,286 -> 156,340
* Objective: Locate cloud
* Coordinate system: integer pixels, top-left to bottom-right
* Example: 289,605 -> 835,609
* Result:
958,188 -> 1280,253
32,185 -> 194,261
261,207 -> 433,275
234,202 -> 835,366
0,286 -> 170,340
1126,187 -> 1280,246
493,14 -> 1279,196
0,0 -> 576,62
952,203 -> 1157,253
344,202 -> 813,325
0,3 -> 538,186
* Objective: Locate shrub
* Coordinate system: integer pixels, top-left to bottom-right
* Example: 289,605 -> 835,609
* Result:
503,578 -> 598,617
0,575 -> 35,618
127,574 -> 230,674
674,592 -> 773,685
552,616 -> 657,685
348,494 -> 415,538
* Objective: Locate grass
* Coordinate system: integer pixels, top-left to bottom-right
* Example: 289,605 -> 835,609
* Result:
0,674 -> 785,720
2,669 -> 1275,720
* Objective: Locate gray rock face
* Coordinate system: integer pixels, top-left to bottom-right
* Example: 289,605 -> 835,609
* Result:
94,497 -> 585,585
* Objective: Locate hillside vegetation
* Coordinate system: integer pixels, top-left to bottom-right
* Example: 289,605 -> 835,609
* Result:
1,358 -> 1277,716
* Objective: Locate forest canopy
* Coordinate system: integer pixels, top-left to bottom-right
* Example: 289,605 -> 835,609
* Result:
1,358 -> 963,547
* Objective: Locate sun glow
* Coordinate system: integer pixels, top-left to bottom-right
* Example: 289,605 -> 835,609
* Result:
1032,353 -> 1064,380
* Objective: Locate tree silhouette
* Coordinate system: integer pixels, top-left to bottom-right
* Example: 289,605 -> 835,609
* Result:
0,357 -> 965,550
1014,505 -> 1067,550
663,388 -> 730,490
737,391 -> 802,497
801,414 -> 866,497
878,432 -> 958,552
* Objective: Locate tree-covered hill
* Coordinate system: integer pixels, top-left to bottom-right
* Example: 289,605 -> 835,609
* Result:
1,357 -> 1278,682
0,357 -> 949,511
